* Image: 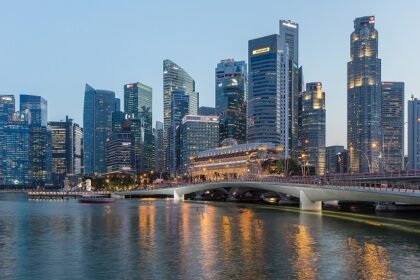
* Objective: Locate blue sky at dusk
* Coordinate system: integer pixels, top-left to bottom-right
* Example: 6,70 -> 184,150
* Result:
1,0 -> 418,147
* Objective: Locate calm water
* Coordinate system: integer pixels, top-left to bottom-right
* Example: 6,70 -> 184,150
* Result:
0,193 -> 419,280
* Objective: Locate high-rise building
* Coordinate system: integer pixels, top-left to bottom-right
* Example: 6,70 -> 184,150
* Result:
381,82 -> 404,171
301,82 -> 326,175
169,90 -> 189,175
0,111 -> 30,188
154,121 -> 164,173
83,84 -> 116,174
408,98 -> 420,170
215,59 -> 247,144
48,116 -> 74,187
280,20 -> 300,157
106,132 -> 135,172
124,82 -> 154,172
20,94 -> 52,187
163,59 -> 198,171
112,111 -> 125,133
248,34 -> 289,152
0,95 -> 15,123
180,115 -> 219,174
326,145 -> 346,174
347,16 -> 382,173
198,106 -> 216,116
73,123 -> 83,175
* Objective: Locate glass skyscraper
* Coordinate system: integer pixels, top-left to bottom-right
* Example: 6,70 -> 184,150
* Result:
408,98 -> 420,170
163,59 -> 198,171
154,121 -> 164,173
381,82 -> 404,171
20,94 -> 48,127
124,82 -> 154,172
73,123 -> 83,175
83,84 -> 116,174
248,34 -> 289,153
215,59 -> 247,145
301,82 -> 326,175
347,16 -> 382,173
0,95 -> 15,123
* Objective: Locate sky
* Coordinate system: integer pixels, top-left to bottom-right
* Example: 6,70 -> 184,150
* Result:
1,0 -> 419,147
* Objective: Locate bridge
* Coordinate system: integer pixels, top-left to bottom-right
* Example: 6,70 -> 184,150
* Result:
116,177 -> 420,211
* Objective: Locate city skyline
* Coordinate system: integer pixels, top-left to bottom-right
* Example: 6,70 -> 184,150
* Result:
1,1 -> 419,148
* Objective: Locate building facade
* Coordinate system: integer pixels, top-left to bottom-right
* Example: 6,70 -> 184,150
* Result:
106,132 -> 135,172
408,98 -> 420,170
248,34 -> 289,152
301,82 -> 326,175
83,84 -> 116,174
198,106 -> 216,116
325,145 -> 346,174
381,82 -> 404,171
180,115 -> 219,174
215,59 -> 247,144
154,121 -> 164,173
163,59 -> 198,172
73,123 -> 83,175
0,95 -> 15,123
347,16 -> 382,173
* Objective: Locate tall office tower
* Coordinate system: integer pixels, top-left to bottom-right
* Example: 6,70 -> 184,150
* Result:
408,98 -> 420,170
163,59 -> 198,171
169,90 -> 189,175
154,121 -> 164,173
301,82 -> 326,175
347,16 -> 382,173
280,20 -> 299,157
73,123 -> 83,175
20,94 -> 52,187
48,116 -> 74,187
115,98 -> 121,112
112,111 -> 125,133
248,35 -> 289,152
198,106 -> 216,116
326,145 -> 346,174
180,115 -> 219,174
106,132 -> 135,172
381,82 -> 404,171
0,111 -> 30,188
83,84 -> 115,174
215,59 -> 247,144
0,95 -> 15,123
297,66 -> 304,151
124,82 -> 154,172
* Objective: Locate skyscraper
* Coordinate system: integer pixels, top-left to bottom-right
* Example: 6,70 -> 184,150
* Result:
154,121 -> 164,173
124,82 -> 154,172
20,94 -> 52,187
381,82 -> 404,171
106,131 -> 135,173
347,16 -> 382,173
198,106 -> 216,116
169,90 -> 189,175
180,115 -> 219,174
301,82 -> 326,175
73,123 -> 83,175
0,95 -> 15,123
215,59 -> 247,144
325,145 -> 346,174
408,98 -> 420,170
83,84 -> 116,174
48,116 -> 74,187
163,59 -> 198,171
0,111 -> 30,188
279,20 -> 299,156
248,34 -> 289,152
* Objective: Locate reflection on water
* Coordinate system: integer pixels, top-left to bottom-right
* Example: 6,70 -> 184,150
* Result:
0,193 -> 419,280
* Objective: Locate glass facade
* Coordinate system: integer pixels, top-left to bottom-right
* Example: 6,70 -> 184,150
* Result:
248,34 -> 289,152
73,123 -> 83,175
0,111 -> 30,188
163,59 -> 197,172
215,59 -> 247,144
180,115 -> 219,174
106,132 -> 135,172
408,98 -> 420,170
0,95 -> 15,123
301,82 -> 326,175
198,106 -> 216,116
381,82 -> 404,171
325,146 -> 346,174
20,95 -> 47,127
347,16 -> 382,173
83,84 -> 115,174
154,121 -> 164,173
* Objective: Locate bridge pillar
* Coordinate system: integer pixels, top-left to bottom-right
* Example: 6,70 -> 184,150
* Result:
173,190 -> 184,201
299,190 -> 322,211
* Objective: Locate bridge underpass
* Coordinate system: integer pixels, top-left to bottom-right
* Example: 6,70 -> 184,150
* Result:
116,181 -> 420,212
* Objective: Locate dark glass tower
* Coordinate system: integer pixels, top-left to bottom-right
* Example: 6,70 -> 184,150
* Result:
347,16 -> 382,173
0,95 -> 15,123
248,34 -> 289,152
215,59 -> 247,145
83,84 -> 115,174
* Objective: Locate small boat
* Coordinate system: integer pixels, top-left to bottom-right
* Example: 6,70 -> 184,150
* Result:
78,195 -> 114,204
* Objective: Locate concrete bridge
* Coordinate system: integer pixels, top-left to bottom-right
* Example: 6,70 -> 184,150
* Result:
116,178 -> 420,211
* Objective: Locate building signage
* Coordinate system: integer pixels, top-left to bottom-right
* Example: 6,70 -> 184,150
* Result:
252,47 -> 270,55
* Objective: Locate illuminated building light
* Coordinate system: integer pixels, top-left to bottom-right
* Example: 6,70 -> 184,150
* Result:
252,47 -> 270,55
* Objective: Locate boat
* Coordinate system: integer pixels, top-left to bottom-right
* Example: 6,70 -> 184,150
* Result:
78,195 -> 114,203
